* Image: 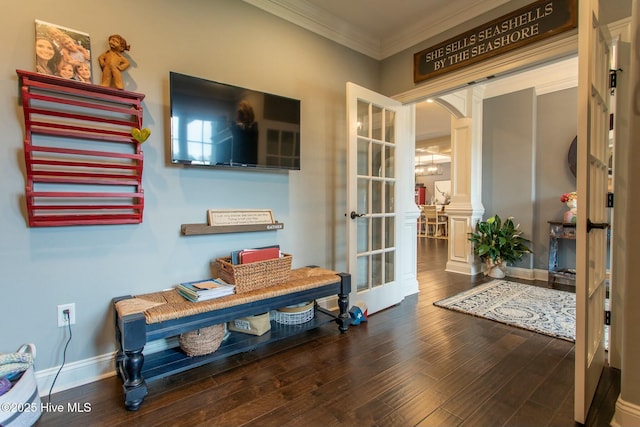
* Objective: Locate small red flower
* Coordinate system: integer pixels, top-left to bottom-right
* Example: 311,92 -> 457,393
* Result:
560,192 -> 577,203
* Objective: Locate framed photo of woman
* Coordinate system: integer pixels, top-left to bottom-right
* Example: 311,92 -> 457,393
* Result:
34,20 -> 92,83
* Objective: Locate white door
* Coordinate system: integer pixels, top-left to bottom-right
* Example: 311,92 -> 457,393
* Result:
574,0 -> 611,423
346,82 -> 412,314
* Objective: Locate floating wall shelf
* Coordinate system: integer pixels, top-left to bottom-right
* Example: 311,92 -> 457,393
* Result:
17,70 -> 146,227
180,222 -> 284,236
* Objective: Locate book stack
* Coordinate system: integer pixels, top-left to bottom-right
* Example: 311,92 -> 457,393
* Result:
176,278 -> 235,302
231,245 -> 281,265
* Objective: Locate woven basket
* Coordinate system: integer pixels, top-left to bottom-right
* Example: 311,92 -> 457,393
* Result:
272,301 -> 315,325
179,324 -> 225,357
215,253 -> 292,293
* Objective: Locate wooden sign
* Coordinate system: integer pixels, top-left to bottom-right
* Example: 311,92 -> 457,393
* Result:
207,209 -> 275,226
414,0 -> 577,83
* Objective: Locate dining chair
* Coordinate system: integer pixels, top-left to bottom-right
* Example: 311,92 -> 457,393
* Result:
423,205 -> 449,238
423,205 -> 438,238
417,205 -> 428,237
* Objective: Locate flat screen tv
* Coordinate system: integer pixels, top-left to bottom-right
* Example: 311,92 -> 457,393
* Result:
169,72 -> 300,170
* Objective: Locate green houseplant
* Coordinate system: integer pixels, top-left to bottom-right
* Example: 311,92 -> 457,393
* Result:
468,214 -> 533,278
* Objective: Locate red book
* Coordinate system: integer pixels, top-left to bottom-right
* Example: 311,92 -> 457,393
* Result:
239,247 -> 280,264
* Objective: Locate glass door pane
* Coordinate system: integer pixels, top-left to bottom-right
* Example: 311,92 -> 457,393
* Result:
355,99 -> 396,294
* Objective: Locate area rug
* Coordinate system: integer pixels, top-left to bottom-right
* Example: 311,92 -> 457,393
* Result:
434,280 -> 576,342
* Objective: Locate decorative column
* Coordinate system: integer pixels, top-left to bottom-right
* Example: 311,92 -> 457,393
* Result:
438,87 -> 485,275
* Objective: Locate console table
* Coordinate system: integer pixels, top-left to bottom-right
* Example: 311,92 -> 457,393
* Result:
548,221 -> 576,286
113,267 -> 350,410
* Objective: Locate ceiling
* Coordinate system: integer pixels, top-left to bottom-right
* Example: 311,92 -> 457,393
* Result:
243,0 -> 578,158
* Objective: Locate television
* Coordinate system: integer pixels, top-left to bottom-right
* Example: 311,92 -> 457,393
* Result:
169,72 -> 301,170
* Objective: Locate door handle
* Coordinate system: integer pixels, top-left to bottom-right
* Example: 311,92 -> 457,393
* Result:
587,218 -> 609,232
350,211 -> 365,219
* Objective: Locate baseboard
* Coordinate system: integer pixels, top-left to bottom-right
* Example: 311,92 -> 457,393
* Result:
444,261 -> 547,278
316,295 -> 336,311
505,266 -> 536,280
533,268 -> 549,282
611,396 -> 640,427
445,259 -> 481,275
505,268 -> 551,283
445,264 -> 542,279
35,338 -> 178,397
35,352 -> 116,397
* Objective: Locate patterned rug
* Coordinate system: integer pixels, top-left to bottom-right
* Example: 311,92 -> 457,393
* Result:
434,280 -> 576,342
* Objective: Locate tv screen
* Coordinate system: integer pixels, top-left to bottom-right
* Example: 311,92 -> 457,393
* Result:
169,72 -> 300,170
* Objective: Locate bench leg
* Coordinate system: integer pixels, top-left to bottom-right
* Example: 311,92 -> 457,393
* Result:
113,296 -> 128,379
121,349 -> 147,411
114,300 -> 149,411
337,273 -> 351,333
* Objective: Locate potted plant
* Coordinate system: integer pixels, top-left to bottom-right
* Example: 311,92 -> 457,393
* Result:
468,214 -> 533,278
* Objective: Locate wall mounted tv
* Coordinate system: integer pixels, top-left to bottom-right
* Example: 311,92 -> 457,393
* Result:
169,72 -> 300,170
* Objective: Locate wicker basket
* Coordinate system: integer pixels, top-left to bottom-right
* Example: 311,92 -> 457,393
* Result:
215,253 -> 292,293
272,301 -> 315,325
179,324 -> 225,357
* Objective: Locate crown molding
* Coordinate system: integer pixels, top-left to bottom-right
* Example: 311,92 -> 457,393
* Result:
242,0 -> 382,59
381,0 -> 511,60
243,0 -> 510,60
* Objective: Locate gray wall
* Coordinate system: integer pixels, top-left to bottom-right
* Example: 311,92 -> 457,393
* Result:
482,88 -> 536,269
535,87 -> 578,269
0,0 -> 379,370
481,87 -> 578,271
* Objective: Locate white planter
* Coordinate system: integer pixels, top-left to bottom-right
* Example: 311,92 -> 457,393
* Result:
486,260 -> 506,278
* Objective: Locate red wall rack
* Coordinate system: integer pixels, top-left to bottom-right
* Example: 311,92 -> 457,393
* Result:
17,70 -> 146,227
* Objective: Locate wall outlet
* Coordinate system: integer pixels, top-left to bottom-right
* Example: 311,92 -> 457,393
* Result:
57,303 -> 76,327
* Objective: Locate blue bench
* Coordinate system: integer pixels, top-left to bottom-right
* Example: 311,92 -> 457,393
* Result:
112,267 -> 351,410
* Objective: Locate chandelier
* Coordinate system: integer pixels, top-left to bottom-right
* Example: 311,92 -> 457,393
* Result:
415,156 -> 424,175
416,154 -> 442,176
426,154 -> 442,175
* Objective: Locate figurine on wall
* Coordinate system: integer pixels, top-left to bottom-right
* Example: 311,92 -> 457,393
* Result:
98,34 -> 130,89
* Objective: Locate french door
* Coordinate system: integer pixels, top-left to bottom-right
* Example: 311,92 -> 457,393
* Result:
346,82 -> 413,314
574,0 -> 611,423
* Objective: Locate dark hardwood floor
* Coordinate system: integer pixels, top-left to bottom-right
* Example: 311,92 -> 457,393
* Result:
38,238 -> 619,426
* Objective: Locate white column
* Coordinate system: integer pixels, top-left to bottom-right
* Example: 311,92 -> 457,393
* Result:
440,88 -> 485,275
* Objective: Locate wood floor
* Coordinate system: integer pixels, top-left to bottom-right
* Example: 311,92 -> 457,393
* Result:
38,238 -> 619,426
